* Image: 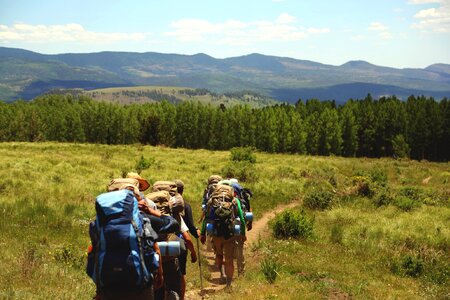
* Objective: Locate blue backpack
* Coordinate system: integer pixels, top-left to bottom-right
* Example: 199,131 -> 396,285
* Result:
87,189 -> 159,291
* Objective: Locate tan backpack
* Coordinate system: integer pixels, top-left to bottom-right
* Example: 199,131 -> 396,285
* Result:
169,193 -> 185,215
210,184 -> 235,203
107,178 -> 141,199
152,181 -> 178,197
146,190 -> 171,215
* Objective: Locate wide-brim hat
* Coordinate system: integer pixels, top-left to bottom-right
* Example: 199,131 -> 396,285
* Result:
126,172 -> 150,191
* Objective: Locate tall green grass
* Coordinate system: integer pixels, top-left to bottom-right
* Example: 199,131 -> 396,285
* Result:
0,142 -> 448,299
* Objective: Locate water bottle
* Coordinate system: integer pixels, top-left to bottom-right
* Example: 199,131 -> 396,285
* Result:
234,224 -> 240,235
245,212 -> 253,222
157,241 -> 181,257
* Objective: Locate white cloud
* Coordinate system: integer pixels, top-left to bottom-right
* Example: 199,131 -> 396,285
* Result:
410,0 -> 450,32
276,13 -> 296,24
368,22 -> 389,31
350,35 -> 365,41
0,23 -> 150,43
164,14 -> 329,45
379,31 -> 393,39
408,0 -> 441,4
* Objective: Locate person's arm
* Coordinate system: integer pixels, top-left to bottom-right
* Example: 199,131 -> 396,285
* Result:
183,203 -> 199,238
179,217 -> 197,263
138,198 -> 161,217
153,242 -> 164,290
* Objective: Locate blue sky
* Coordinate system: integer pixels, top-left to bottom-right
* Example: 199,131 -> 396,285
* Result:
1,0 -> 449,68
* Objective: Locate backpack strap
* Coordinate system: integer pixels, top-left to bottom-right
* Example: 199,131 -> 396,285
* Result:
94,219 -> 101,292
131,219 -> 150,286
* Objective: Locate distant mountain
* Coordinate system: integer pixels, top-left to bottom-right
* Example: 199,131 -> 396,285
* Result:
0,46 -> 449,103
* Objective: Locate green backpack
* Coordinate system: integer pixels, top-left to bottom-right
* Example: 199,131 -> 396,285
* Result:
207,184 -> 237,239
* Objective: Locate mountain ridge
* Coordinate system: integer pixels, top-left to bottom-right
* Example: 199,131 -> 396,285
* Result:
0,46 -> 449,103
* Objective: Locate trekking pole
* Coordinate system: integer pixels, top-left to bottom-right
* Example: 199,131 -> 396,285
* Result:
196,238 -> 203,291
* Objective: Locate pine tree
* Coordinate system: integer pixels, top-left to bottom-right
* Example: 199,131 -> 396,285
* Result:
340,101 -> 358,157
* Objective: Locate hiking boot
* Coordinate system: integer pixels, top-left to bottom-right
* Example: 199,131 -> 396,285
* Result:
225,277 -> 233,290
219,275 -> 227,284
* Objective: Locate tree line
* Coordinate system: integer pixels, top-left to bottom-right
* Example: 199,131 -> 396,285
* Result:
0,94 -> 448,161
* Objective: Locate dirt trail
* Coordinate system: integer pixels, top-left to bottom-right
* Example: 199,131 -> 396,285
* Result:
185,200 -> 300,299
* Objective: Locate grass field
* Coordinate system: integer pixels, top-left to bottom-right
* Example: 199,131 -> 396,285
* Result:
83,85 -> 278,107
0,142 -> 448,299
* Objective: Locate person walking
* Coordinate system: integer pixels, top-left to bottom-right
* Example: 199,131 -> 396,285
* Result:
200,182 -> 245,289
174,180 -> 200,300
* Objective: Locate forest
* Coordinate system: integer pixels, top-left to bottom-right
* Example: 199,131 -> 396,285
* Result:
0,94 -> 448,161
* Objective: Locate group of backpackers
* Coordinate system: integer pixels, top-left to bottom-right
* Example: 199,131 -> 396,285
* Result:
199,175 -> 253,289
86,173 -> 252,299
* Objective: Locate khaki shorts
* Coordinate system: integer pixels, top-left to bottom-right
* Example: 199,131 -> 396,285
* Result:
212,236 -> 235,260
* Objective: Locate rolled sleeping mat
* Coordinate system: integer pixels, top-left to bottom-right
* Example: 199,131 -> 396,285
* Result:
245,212 -> 253,222
206,222 -> 214,234
157,241 -> 181,257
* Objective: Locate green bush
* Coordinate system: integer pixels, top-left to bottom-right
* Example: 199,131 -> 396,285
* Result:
303,189 -> 334,210
373,187 -> 394,207
330,223 -> 344,245
260,257 -> 280,284
221,161 -> 258,182
230,147 -> 256,164
271,210 -> 314,239
394,196 -> 419,212
370,167 -> 388,186
392,255 -> 424,278
276,166 -> 297,179
399,186 -> 423,202
351,176 -> 376,197
135,155 -> 154,173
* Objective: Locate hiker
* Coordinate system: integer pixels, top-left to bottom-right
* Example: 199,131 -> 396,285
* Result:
229,178 -> 252,276
200,182 -> 245,288
87,176 -> 167,300
149,181 -> 197,300
199,175 -> 222,252
174,179 -> 200,300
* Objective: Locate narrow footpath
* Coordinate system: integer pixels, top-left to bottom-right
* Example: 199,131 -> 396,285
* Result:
186,201 -> 300,299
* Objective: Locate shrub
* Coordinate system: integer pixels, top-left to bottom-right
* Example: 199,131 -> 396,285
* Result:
221,161 -> 258,182
399,186 -> 423,202
276,166 -> 297,179
330,223 -> 344,245
260,257 -> 280,284
54,245 -> 84,270
394,255 -> 424,278
394,196 -> 419,212
135,155 -> 154,173
230,147 -> 256,164
271,210 -> 314,239
402,255 -> 424,277
303,189 -> 334,210
373,187 -> 394,207
351,176 -> 376,197
370,167 -> 388,187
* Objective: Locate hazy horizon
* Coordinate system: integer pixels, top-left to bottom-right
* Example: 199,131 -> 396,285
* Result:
1,0 -> 450,69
